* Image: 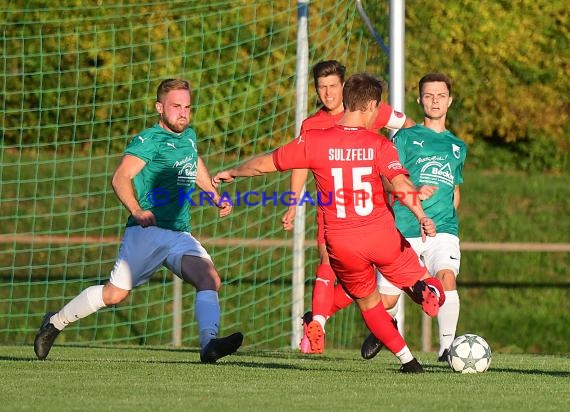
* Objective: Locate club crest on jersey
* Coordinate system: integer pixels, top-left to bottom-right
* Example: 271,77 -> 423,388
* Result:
388,160 -> 404,170
452,144 -> 461,159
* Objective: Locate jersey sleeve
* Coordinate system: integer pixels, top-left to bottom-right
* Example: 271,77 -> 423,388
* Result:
371,103 -> 406,130
376,139 -> 409,181
124,132 -> 158,163
391,129 -> 408,165
272,133 -> 311,172
371,103 -> 392,130
299,119 -> 307,136
455,143 -> 467,185
297,113 -> 315,138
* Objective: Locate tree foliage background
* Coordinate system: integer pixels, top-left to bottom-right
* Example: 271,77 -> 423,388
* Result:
368,0 -> 569,172
1,0 -> 568,172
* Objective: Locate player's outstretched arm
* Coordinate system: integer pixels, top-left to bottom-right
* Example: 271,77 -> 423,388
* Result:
282,168 -> 309,231
389,174 -> 435,241
381,176 -> 437,202
195,156 -> 232,217
213,153 -> 277,184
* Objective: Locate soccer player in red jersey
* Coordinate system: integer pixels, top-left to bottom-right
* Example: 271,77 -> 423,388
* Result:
213,73 -> 444,372
281,61 -> 415,353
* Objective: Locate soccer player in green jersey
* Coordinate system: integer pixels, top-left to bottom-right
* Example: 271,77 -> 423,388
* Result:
361,73 -> 467,362
34,79 -> 243,363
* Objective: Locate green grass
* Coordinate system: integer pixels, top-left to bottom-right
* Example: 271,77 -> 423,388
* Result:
1,346 -> 569,411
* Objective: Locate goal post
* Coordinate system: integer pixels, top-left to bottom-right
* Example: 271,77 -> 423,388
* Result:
291,0 -> 310,350
389,0 -> 408,337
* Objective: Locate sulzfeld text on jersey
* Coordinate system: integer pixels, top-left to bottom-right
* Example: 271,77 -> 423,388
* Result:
328,148 -> 374,161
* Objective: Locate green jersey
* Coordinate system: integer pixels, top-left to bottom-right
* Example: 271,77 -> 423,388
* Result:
124,124 -> 198,232
391,125 -> 467,238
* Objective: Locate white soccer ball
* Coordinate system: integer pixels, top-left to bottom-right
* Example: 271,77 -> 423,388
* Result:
448,333 -> 492,374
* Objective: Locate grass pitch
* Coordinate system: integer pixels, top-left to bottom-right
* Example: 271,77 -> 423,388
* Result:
1,345 -> 568,411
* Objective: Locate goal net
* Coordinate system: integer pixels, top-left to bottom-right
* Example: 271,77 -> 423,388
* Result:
1,1 -> 387,349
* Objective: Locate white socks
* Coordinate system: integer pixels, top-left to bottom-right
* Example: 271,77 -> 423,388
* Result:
437,290 -> 460,355
395,345 -> 414,364
386,303 -> 399,318
51,285 -> 106,330
195,290 -> 220,349
313,314 -> 327,332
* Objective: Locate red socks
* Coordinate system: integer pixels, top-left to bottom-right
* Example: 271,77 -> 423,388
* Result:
312,264 -> 354,318
361,302 -> 406,354
312,264 -> 336,317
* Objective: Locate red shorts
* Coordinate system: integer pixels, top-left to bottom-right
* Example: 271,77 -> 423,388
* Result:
325,225 -> 426,299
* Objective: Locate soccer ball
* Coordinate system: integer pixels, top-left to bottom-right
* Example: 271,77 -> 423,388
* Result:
448,333 -> 492,373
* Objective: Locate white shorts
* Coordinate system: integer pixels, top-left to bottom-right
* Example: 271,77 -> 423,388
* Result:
109,226 -> 212,290
378,233 -> 461,296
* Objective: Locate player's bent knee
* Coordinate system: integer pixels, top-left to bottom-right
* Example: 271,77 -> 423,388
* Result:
193,271 -> 221,291
436,269 -> 457,290
380,294 -> 400,312
386,305 -> 398,317
180,255 -> 221,290
211,274 -> 222,291
103,283 -> 130,305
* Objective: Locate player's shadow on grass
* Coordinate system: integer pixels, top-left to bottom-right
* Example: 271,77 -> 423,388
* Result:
2,355 -> 332,372
139,346 -> 355,371
0,356 -> 34,362
428,363 -> 570,378
5,344 -> 365,372
138,345 -> 352,364
5,344 -> 327,371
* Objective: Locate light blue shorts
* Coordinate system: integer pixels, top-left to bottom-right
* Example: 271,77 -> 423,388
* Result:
109,225 -> 211,290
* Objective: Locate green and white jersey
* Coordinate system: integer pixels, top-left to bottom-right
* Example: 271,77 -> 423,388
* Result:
124,124 -> 198,232
391,125 -> 467,238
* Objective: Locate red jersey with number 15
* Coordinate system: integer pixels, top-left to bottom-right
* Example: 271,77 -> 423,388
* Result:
273,125 -> 408,233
